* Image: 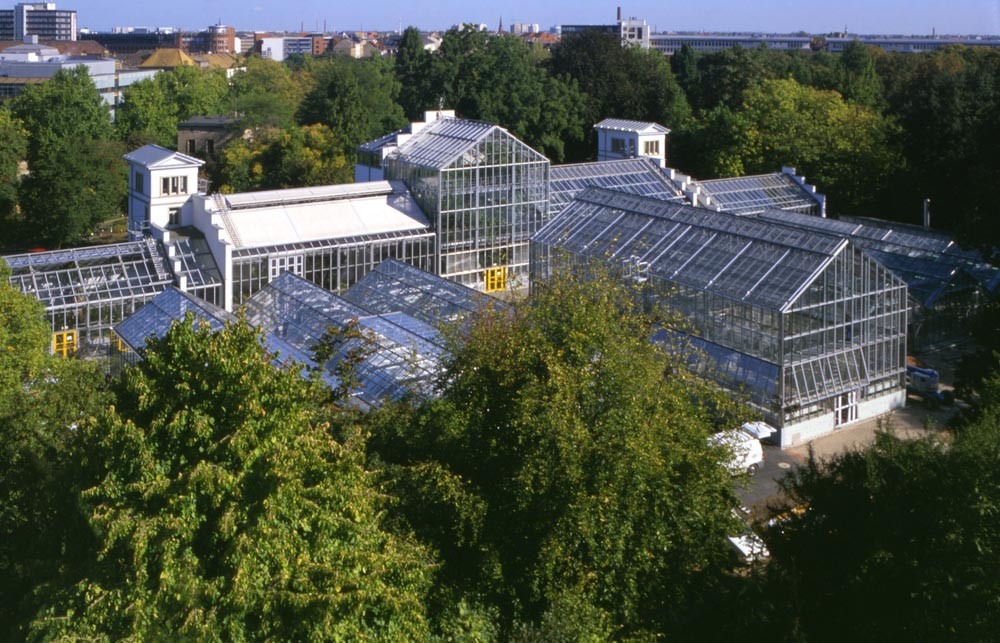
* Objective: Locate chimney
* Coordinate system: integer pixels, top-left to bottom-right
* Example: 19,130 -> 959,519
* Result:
923,198 -> 931,229
617,6 -> 622,21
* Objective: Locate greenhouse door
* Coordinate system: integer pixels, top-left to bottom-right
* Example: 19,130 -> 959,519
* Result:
835,390 -> 859,427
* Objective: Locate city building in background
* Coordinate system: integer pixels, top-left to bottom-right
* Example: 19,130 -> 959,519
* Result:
0,2 -> 76,41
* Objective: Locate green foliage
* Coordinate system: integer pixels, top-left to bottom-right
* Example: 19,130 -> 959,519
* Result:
692,44 -> 773,112
9,67 -> 123,246
31,316 -> 433,641
0,261 -> 108,640
299,56 -> 407,155
116,66 -> 229,147
18,137 -> 127,247
879,46 -> 1000,245
114,76 -> 176,147
213,123 -> 350,193
367,267 -> 742,637
835,41 -> 885,109
417,30 -> 587,163
395,26 -> 436,121
548,32 -> 690,160
229,56 -> 308,130
682,78 -> 900,214
0,109 -> 27,230
754,420 -> 1000,642
10,66 -> 113,161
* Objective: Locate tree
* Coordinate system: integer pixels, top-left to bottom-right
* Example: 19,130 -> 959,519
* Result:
693,44 -> 773,112
752,417 -> 1000,642
0,259 -> 108,641
836,41 -> 884,109
879,46 -> 1000,243
0,109 -> 27,233
213,123 -> 351,193
31,316 -> 434,641
228,56 -> 308,130
9,67 -> 123,246
115,77 -> 176,147
366,266 -> 743,637
681,78 -> 899,214
116,66 -> 230,148
548,31 -> 690,160
17,137 -> 127,247
395,26 -> 436,121
10,66 -> 112,162
298,56 -> 407,155
671,43 -> 700,105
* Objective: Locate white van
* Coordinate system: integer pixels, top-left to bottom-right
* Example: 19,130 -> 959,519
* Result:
709,422 -> 773,476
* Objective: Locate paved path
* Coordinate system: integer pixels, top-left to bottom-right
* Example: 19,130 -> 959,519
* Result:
737,397 -> 958,517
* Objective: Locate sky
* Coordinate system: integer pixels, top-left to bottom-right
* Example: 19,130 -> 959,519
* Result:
68,0 -> 1000,36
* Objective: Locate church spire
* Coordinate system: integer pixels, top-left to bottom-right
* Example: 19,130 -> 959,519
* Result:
498,15 -> 503,34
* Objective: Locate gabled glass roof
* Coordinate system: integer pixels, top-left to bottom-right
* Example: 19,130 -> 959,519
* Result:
244,272 -> 445,409
388,117 -> 547,170
4,239 -> 174,311
549,159 -> 686,217
114,271 -> 449,410
757,208 -> 1000,306
699,173 -> 822,215
114,287 -> 232,351
342,258 -> 488,326
534,188 -> 847,311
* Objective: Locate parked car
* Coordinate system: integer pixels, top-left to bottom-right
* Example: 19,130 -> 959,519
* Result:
709,422 -> 774,476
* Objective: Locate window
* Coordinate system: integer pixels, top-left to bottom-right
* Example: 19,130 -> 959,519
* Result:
186,139 -> 196,155
269,255 -> 304,281
643,140 -> 660,155
52,330 -> 76,357
134,172 -> 144,195
206,139 -> 215,155
161,175 -> 189,196
610,137 -> 626,155
168,207 -> 181,226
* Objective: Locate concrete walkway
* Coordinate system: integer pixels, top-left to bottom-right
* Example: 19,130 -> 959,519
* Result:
785,396 -> 956,463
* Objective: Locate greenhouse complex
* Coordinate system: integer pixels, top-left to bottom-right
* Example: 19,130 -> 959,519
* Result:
530,187 -> 909,447
5,110 -> 997,446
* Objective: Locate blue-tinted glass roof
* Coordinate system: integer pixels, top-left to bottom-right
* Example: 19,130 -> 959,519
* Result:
549,159 -> 686,217
757,208 -> 1000,306
534,187 -> 847,311
342,258 -> 488,326
388,117 -> 547,170
244,272 -> 445,409
699,173 -> 822,215
653,328 -> 779,407
4,238 -> 174,311
114,287 -> 232,351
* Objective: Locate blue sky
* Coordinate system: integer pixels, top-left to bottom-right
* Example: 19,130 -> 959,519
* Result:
71,0 -> 1000,36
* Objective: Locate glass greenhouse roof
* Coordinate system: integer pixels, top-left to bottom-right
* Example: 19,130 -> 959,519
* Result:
534,188 -> 847,311
244,272 -> 445,408
699,173 -> 822,215
757,208 -> 1000,306
4,239 -> 174,312
114,287 -> 231,351
342,258 -> 488,326
167,232 -> 223,288
549,159 -> 686,217
388,117 -> 547,170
